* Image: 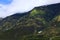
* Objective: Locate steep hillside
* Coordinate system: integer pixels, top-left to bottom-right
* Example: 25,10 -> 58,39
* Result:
0,3 -> 60,40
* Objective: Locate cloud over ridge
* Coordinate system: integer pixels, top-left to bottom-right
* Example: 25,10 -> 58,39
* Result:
0,0 -> 60,17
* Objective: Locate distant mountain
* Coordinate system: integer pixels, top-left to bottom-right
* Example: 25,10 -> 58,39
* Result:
0,3 -> 60,40
0,18 -> 3,20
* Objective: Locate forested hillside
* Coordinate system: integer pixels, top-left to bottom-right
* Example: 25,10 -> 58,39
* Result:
0,3 -> 60,40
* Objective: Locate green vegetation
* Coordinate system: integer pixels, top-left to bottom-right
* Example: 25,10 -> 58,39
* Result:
0,3 -> 60,40
30,9 -> 45,16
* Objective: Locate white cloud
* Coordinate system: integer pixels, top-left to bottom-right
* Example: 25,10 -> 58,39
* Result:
0,0 -> 60,17
33,0 -> 60,6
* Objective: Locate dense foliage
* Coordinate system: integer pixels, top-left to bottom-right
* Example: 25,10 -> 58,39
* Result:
0,3 -> 60,40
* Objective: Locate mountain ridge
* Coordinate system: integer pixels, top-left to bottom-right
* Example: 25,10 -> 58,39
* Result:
0,3 -> 60,40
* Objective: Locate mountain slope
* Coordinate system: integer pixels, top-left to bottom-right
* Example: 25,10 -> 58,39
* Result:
0,3 -> 60,40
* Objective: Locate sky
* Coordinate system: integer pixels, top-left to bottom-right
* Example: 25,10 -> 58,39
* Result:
0,0 -> 60,18
0,0 -> 12,5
